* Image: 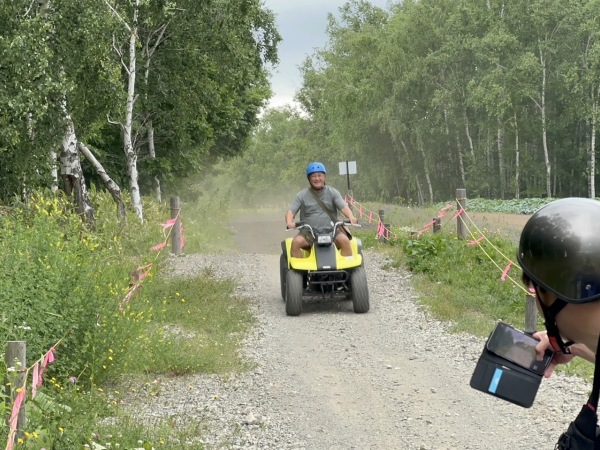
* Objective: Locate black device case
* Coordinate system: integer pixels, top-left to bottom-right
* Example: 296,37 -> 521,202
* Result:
470,344 -> 543,408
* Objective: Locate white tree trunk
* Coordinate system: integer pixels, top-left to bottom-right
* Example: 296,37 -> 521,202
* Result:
78,142 -> 126,220
50,149 -> 58,193
147,123 -> 162,202
497,120 -> 505,199
455,129 -> 466,188
124,0 -> 143,221
417,136 -> 434,203
539,47 -> 552,197
463,108 -> 475,161
60,102 -> 95,225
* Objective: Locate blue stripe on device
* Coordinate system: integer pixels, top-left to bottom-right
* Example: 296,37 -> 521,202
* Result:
488,368 -> 503,393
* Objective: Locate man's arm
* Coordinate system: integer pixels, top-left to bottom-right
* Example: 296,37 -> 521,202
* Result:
340,205 -> 357,224
285,210 -> 297,228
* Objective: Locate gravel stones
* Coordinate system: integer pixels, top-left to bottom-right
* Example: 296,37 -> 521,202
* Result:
120,250 -> 592,450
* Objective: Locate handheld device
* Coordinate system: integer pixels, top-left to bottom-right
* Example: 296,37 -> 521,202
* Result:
486,322 -> 554,376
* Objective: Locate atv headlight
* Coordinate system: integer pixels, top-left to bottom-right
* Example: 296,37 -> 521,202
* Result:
317,235 -> 332,245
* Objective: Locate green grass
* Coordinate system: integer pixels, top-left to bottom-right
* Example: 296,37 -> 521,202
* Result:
125,272 -> 254,376
360,203 -> 596,382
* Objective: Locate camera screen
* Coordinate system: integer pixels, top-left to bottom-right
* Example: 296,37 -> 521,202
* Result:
486,323 -> 552,375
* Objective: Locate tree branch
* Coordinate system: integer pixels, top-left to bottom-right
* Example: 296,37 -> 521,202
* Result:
103,0 -> 132,33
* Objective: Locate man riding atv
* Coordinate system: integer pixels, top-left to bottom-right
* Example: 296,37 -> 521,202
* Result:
285,162 -> 358,256
281,162 -> 368,316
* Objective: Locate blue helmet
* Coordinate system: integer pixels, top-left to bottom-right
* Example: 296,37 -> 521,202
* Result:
306,162 -> 326,176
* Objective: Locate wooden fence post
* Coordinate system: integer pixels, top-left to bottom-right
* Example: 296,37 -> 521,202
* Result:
456,188 -> 467,240
5,341 -> 26,441
524,294 -> 538,334
170,196 -> 182,255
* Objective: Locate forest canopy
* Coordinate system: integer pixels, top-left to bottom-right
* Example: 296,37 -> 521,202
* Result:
223,0 -> 600,205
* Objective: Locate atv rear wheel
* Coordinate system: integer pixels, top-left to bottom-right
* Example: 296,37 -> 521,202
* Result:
279,253 -> 288,301
285,270 -> 303,316
351,266 -> 370,313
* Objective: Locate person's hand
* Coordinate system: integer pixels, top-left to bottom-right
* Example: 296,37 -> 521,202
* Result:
286,222 -> 296,229
533,330 -> 576,378
349,217 -> 358,225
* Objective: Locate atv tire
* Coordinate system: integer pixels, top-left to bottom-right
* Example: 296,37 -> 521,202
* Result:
351,266 -> 369,313
285,270 -> 303,316
280,253 -> 288,301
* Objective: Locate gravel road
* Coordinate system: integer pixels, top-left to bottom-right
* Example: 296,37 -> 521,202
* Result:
125,212 -> 592,450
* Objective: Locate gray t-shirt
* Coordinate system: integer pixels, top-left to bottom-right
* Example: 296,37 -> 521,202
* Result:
289,186 -> 347,230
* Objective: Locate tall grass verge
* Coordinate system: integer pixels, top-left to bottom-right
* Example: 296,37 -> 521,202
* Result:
354,204 -> 594,381
0,187 -> 254,449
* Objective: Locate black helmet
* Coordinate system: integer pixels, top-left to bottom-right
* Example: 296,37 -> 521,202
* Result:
518,197 -> 600,303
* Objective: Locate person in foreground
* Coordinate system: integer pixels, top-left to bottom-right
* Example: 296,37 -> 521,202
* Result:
518,197 -> 600,449
518,197 -> 600,374
285,162 -> 357,258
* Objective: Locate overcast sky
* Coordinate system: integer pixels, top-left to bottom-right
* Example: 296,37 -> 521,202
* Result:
263,0 -> 391,109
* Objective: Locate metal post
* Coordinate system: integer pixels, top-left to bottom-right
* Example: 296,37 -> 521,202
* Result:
346,161 -> 351,192
433,217 -> 441,233
170,196 -> 182,255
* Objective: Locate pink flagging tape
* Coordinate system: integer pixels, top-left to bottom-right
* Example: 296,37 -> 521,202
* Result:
151,241 -> 167,252
500,262 -> 513,281
452,208 -> 465,219
31,362 -> 39,399
6,342 -> 60,450
161,218 -> 177,232
6,388 -> 26,450
417,220 -> 436,237
377,220 -> 384,237
120,264 -> 154,311
467,236 -> 485,245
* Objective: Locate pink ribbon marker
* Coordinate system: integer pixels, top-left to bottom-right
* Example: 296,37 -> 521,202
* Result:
500,262 -> 513,281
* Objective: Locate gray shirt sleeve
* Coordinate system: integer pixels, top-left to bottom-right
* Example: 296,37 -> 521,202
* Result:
330,187 -> 347,211
289,190 -> 304,215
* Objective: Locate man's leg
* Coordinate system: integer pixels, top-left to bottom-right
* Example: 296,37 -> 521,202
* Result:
335,233 -> 352,257
291,234 -> 310,258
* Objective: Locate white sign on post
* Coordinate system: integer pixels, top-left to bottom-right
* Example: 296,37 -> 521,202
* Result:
338,161 -> 357,175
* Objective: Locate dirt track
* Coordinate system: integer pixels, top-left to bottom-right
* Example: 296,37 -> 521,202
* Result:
219,210 -> 585,450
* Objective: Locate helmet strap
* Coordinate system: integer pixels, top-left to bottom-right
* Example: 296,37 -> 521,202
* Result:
535,287 -> 572,354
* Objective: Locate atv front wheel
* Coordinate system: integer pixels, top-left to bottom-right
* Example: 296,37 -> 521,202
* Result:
351,266 -> 370,313
285,270 -> 303,316
279,253 -> 288,301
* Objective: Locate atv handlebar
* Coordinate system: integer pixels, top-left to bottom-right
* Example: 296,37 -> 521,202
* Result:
286,221 -> 361,232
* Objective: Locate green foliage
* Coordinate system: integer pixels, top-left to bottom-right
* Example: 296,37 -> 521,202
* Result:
390,229 -> 532,333
245,0 -> 600,205
126,272 -> 254,375
462,197 -> 558,215
0,187 -> 253,448
399,233 -> 449,273
0,193 -> 129,383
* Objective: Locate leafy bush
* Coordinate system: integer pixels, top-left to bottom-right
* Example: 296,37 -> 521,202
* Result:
0,192 -> 165,386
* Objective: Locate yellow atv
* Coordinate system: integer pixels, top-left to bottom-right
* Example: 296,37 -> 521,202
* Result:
280,221 -> 369,316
